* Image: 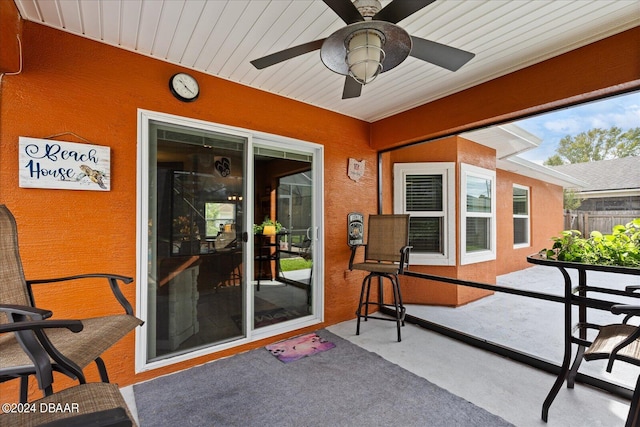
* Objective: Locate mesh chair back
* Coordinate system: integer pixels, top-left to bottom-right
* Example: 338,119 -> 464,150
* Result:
0,206 -> 31,324
364,215 -> 410,263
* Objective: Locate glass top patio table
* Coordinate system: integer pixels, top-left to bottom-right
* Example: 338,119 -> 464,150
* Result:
526,254 -> 640,422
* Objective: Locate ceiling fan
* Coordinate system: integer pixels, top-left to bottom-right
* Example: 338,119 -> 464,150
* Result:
251,0 -> 475,99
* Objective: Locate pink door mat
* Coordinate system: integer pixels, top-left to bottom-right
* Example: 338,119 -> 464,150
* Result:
265,333 -> 336,363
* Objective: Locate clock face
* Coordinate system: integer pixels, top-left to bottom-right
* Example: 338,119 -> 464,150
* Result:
169,73 -> 199,102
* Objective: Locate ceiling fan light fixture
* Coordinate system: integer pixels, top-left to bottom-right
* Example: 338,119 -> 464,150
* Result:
346,29 -> 385,85
252,1 -> 473,100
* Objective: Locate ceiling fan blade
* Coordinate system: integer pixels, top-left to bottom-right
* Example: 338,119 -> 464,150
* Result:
373,0 -> 436,24
410,36 -> 475,71
323,0 -> 364,24
251,39 -> 325,69
342,76 -> 362,99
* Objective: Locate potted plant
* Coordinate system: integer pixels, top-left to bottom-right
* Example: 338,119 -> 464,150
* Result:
253,217 -> 283,235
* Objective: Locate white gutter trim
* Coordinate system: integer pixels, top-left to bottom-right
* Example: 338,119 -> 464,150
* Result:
500,156 -> 588,188
575,188 -> 639,198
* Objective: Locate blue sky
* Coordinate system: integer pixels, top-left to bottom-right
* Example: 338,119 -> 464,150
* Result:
514,91 -> 640,164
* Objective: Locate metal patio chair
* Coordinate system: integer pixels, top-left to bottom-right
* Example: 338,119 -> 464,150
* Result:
580,301 -> 640,427
0,204 -> 143,402
349,214 -> 411,342
0,313 -> 137,426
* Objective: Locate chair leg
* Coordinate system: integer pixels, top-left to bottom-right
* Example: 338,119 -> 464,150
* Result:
356,274 -> 372,336
394,274 -> 406,326
626,375 -> 640,427
20,376 -> 29,403
391,275 -> 402,342
356,273 -> 405,342
364,275 -> 373,321
567,345 -> 585,388
256,258 -> 261,291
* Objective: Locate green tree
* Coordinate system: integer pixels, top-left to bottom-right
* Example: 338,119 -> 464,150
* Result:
543,126 -> 640,165
563,188 -> 582,210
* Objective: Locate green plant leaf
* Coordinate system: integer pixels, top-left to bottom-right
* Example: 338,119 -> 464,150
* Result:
541,218 -> 640,267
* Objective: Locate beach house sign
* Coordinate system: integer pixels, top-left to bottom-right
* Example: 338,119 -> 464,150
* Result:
19,137 -> 110,191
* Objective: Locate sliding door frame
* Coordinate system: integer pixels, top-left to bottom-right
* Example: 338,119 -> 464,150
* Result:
136,109 -> 324,373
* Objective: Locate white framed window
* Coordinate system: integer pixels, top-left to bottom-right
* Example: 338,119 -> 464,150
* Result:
394,162 -> 456,266
513,184 -> 530,248
460,163 -> 496,265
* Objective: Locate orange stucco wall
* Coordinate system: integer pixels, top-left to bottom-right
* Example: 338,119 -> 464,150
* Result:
0,21 -> 373,398
383,136 -> 500,306
0,1 -> 21,73
496,169 -> 564,275
1,7 -> 638,400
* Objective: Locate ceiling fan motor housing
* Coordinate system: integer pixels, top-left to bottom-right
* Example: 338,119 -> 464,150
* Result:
353,0 -> 382,18
321,21 -> 411,78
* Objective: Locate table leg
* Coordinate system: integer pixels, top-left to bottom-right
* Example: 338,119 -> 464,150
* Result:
568,269 -> 588,388
542,266 -> 573,422
626,375 -> 640,427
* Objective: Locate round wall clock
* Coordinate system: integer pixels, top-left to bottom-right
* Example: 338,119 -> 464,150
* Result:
169,72 -> 199,102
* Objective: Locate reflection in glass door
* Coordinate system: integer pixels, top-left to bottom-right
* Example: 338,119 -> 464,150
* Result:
146,121 -> 246,361
253,146 -> 314,329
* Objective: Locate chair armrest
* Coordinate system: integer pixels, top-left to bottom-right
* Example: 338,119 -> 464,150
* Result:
603,313 -> 640,372
348,245 -> 364,270
0,318 -> 83,334
0,311 -> 84,396
399,245 -> 412,274
1,304 -> 87,385
0,304 -> 83,335
0,304 -> 52,320
611,304 -> 640,326
611,305 -> 640,316
27,274 -> 135,316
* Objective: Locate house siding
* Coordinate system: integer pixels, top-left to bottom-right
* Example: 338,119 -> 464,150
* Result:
496,170 -> 564,276
382,136 -> 563,306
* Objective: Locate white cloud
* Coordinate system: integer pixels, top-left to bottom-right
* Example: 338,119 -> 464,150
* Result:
540,98 -> 639,137
588,116 -> 609,129
609,103 -> 640,128
507,92 -> 639,164
543,118 -> 582,134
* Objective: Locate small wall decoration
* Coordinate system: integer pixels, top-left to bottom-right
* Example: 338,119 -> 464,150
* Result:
348,158 -> 365,182
214,156 -> 231,177
18,137 -> 110,191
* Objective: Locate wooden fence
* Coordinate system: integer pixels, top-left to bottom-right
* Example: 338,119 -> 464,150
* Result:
563,211 -> 640,235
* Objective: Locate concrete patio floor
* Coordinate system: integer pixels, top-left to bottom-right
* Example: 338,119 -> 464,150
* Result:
328,319 -> 630,426
122,265 -> 638,426
326,264 -> 638,426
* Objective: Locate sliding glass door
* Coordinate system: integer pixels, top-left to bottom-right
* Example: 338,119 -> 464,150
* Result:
252,143 -> 315,329
138,111 -> 323,368
145,120 -> 247,361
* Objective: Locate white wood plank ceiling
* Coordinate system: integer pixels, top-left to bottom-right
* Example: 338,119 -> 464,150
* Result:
13,0 -> 640,122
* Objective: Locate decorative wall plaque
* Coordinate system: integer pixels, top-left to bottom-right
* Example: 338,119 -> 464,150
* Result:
18,137 -> 110,191
348,158 -> 365,182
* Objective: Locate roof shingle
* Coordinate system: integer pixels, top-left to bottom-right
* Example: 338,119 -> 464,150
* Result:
550,157 -> 640,192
